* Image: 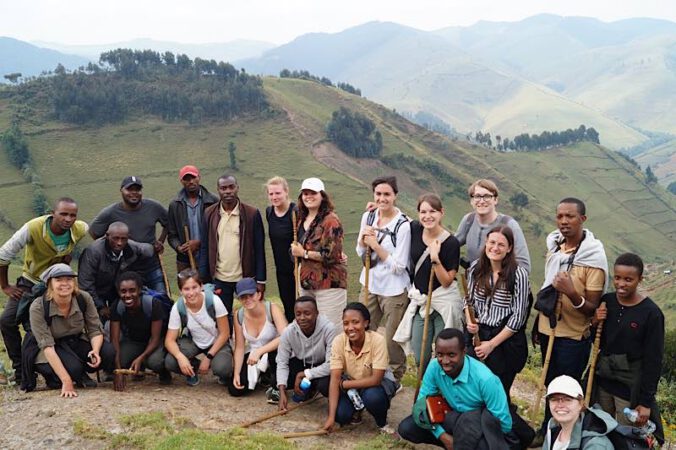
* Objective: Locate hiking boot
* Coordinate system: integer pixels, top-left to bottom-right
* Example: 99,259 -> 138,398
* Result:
379,423 -> 397,435
77,374 -> 97,388
186,375 -> 200,387
217,376 -> 230,386
350,410 -> 363,425
265,386 -> 280,404
158,370 -> 172,385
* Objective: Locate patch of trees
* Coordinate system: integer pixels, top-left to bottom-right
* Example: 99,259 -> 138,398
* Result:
401,111 -> 454,137
509,192 -> 529,209
645,166 -> 658,184
668,181 -> 676,195
470,125 -> 600,151
14,49 -> 268,125
279,69 -> 361,96
620,129 -> 673,157
326,107 -> 382,158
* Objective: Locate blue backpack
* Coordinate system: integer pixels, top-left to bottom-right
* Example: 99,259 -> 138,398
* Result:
175,283 -> 217,336
115,287 -> 173,328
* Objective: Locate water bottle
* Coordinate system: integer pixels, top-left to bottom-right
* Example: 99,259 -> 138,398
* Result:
347,388 -> 365,411
623,407 -> 657,436
292,377 -> 312,403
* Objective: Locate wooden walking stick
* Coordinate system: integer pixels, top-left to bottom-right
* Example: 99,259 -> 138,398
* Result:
239,395 -> 320,428
414,266 -> 436,400
585,301 -> 606,404
283,430 -> 329,439
183,225 -> 196,271
461,273 -> 481,347
292,209 -> 299,299
158,253 -> 172,298
531,301 -> 562,423
363,247 -> 371,302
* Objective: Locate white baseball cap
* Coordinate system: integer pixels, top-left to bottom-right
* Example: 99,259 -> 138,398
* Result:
546,375 -> 583,399
300,177 -> 325,193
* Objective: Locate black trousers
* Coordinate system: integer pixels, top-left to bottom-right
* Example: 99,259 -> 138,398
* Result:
34,337 -> 115,386
283,357 -> 330,396
228,350 -> 278,397
276,271 -> 296,324
213,279 -> 236,334
0,278 -> 34,378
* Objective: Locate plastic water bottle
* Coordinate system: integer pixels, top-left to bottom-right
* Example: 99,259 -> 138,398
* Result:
347,388 -> 365,411
623,407 -> 657,436
292,377 -> 312,403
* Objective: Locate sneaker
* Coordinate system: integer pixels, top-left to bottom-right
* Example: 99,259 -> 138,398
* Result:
394,382 -> 403,396
265,386 -> 280,404
350,410 -> 363,425
76,374 -> 97,388
217,376 -> 230,386
186,375 -> 200,387
379,423 -> 397,435
158,370 -> 172,385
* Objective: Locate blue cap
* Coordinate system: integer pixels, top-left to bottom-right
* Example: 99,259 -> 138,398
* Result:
235,278 -> 257,297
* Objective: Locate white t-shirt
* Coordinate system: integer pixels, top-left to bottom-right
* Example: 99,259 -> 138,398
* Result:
168,294 -> 228,349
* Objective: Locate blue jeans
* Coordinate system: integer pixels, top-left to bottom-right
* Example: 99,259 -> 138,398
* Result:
539,333 -> 592,432
335,384 -> 392,427
144,267 -> 166,294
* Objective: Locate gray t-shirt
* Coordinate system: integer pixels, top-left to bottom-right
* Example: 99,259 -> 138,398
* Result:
89,199 -> 168,270
455,212 -> 531,273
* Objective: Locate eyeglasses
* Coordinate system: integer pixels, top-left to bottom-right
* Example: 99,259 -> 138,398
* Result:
471,194 -> 495,202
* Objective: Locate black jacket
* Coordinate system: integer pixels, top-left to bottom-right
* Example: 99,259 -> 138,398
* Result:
167,186 -> 218,264
78,238 -> 155,310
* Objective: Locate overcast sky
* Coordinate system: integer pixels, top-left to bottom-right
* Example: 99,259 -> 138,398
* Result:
3,0 -> 675,45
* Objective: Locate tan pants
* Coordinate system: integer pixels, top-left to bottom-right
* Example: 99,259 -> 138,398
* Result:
299,287 -> 347,333
597,385 -> 632,426
361,289 -> 409,380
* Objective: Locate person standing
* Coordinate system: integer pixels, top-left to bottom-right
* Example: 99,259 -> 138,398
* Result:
167,165 -> 218,273
356,176 -> 411,382
199,174 -> 266,328
533,197 -> 608,445
290,178 -> 347,330
0,197 -> 88,384
465,226 -> 530,404
264,176 -> 297,323
455,179 -> 530,272
89,176 -> 168,293
592,253 -> 665,445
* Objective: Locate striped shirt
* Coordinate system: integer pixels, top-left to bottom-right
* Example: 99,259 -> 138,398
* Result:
464,264 -> 530,332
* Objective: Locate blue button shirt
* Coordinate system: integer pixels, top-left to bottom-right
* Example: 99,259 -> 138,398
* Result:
418,355 -> 512,436
186,194 -> 203,243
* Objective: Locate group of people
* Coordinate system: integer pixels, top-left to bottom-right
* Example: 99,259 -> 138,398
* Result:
0,167 -> 665,448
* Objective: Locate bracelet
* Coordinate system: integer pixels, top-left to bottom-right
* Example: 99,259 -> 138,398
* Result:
572,296 -> 586,309
304,250 -> 309,260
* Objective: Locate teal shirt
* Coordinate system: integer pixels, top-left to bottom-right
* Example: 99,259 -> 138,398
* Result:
46,217 -> 71,253
417,355 -> 512,437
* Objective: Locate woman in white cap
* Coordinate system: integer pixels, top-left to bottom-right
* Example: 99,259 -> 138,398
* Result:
291,177 -> 348,329
543,375 -> 616,450
26,263 -> 115,397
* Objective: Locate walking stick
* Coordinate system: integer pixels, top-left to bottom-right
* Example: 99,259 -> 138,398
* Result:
292,210 -> 299,299
240,394 -> 320,428
158,253 -> 172,297
531,301 -> 562,423
363,247 -> 371,302
183,225 -> 197,270
283,430 -> 329,439
585,301 -> 606,404
414,266 -> 436,400
461,273 -> 481,347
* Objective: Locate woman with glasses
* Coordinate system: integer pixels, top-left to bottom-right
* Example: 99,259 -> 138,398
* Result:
455,179 -> 531,272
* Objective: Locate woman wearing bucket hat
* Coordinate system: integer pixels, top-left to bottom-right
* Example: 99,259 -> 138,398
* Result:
26,263 -> 115,397
290,177 -> 347,330
543,375 -> 616,450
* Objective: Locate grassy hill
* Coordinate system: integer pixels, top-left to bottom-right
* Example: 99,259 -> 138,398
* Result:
0,76 -> 674,316
635,138 -> 676,187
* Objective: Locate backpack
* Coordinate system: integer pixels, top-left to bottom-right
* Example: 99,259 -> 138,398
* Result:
463,212 -> 512,230
42,294 -> 88,327
236,300 -> 273,326
580,413 -> 652,450
115,288 -> 172,331
175,284 -> 217,336
365,210 -> 409,248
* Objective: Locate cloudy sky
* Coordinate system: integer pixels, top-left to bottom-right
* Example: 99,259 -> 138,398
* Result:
3,0 -> 675,45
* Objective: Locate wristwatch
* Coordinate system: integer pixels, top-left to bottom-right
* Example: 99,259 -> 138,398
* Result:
206,353 -> 214,360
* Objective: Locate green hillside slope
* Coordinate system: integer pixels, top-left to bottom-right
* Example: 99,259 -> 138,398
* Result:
0,77 -> 674,312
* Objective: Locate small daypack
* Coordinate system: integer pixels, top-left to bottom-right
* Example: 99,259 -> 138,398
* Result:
115,289 -> 172,334
362,210 -> 409,267
236,300 -> 273,326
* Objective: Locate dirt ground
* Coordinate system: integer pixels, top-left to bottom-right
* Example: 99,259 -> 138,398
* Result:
0,374 -> 540,449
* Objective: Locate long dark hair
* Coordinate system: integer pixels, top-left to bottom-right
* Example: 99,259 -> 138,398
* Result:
297,190 -> 335,225
471,226 -> 518,296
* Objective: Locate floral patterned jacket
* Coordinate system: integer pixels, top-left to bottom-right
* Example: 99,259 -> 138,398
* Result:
298,211 -> 347,290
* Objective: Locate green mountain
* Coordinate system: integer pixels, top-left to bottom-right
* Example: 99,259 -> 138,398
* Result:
0,74 -> 674,313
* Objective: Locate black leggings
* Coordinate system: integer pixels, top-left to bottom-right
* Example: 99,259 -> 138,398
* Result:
35,337 -> 115,387
276,271 -> 296,324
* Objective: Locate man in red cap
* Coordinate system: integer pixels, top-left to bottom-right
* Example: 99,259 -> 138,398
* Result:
167,166 -> 218,272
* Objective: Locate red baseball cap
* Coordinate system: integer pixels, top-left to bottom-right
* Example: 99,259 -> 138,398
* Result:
179,165 -> 200,180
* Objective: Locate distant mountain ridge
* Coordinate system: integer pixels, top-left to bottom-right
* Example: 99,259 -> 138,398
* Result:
0,37 -> 89,80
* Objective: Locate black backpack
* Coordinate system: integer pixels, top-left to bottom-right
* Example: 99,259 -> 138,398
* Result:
580,411 -> 652,449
